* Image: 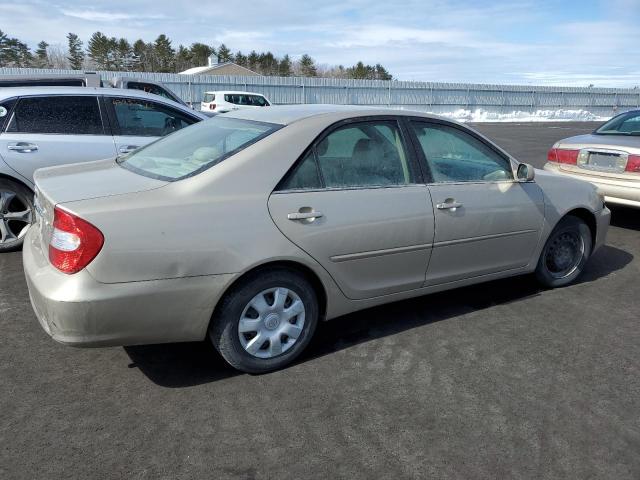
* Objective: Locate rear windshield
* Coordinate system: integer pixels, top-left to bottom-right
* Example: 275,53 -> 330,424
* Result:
203,93 -> 215,103
224,94 -> 269,106
120,117 -> 281,181
595,111 -> 640,136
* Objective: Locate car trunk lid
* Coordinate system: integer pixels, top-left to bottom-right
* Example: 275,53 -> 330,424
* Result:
33,158 -> 167,253
555,134 -> 640,178
34,158 -> 167,204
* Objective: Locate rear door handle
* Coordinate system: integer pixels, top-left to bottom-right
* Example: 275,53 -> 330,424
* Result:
118,145 -> 139,154
8,142 -> 38,153
287,211 -> 323,221
436,200 -> 463,211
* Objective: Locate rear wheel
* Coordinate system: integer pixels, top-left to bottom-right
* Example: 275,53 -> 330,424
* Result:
209,268 -> 318,373
0,179 -> 34,253
535,215 -> 592,288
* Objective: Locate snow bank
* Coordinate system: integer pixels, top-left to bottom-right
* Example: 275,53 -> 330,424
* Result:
435,108 -> 610,123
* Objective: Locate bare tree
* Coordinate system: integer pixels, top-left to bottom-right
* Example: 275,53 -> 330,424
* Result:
46,44 -> 70,69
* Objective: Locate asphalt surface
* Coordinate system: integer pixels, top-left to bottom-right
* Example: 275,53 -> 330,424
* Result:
1,122 -> 639,480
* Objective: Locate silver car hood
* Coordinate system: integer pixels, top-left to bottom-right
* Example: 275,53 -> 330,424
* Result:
557,133 -> 640,151
34,158 -> 167,204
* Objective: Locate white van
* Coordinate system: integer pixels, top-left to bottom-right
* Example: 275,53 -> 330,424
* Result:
201,91 -> 271,113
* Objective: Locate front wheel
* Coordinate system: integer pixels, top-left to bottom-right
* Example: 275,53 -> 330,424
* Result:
535,215 -> 592,288
0,179 -> 34,253
209,268 -> 319,373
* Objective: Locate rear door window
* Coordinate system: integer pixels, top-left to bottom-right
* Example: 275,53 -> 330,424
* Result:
107,97 -> 198,137
224,94 -> 269,106
279,120 -> 415,190
316,121 -> 414,188
0,98 -> 16,132
6,96 -> 104,134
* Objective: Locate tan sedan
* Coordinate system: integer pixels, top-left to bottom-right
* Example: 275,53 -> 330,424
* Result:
24,106 -> 610,373
544,109 -> 640,208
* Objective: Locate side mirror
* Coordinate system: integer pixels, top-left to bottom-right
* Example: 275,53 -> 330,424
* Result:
517,163 -> 535,182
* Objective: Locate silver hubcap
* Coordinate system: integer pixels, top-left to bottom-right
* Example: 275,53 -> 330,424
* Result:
0,189 -> 32,245
238,287 -> 306,359
545,231 -> 584,279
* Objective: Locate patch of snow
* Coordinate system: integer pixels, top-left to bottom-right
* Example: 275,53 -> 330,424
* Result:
434,108 -> 610,123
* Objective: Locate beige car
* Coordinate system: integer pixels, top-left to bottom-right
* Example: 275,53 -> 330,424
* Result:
24,106 -> 610,373
544,109 -> 640,208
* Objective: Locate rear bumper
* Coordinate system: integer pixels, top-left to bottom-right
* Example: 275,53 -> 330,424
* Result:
543,163 -> 640,208
23,227 -> 234,347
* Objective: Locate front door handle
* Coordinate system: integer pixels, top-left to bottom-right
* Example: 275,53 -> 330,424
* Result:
8,142 -> 38,153
287,210 -> 323,222
118,145 -> 139,154
436,199 -> 463,211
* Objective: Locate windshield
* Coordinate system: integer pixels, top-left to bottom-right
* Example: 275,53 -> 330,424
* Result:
121,117 -> 281,181
595,111 -> 640,136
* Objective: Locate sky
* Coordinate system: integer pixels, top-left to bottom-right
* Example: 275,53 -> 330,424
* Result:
1,0 -> 639,87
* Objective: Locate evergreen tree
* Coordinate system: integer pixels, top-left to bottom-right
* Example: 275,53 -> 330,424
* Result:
0,31 -> 33,67
259,51 -> 277,75
234,51 -> 247,67
279,54 -> 292,77
115,38 -> 135,70
374,63 -> 392,80
247,50 -> 259,72
132,39 -> 149,71
88,32 -> 113,70
217,43 -> 232,62
346,61 -> 393,80
347,61 -> 370,79
67,33 -> 84,70
35,41 -> 50,68
153,34 -> 174,72
7,39 -> 33,67
299,54 -> 317,77
0,30 -> 11,67
189,42 -> 213,67
175,45 -> 193,72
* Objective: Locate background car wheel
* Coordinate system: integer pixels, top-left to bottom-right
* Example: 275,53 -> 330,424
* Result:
0,179 -> 34,253
535,215 -> 592,288
209,268 -> 319,374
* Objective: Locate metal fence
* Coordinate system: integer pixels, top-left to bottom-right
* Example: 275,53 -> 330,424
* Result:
2,67 -> 640,118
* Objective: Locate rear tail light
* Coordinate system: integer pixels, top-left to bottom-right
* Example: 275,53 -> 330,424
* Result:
209,103 -> 216,110
49,207 -> 104,274
626,155 -> 640,173
547,148 -> 579,165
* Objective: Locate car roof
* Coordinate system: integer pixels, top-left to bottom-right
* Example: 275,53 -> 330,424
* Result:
0,86 -> 205,117
203,91 -> 267,96
223,104 -> 447,126
0,86 -> 136,98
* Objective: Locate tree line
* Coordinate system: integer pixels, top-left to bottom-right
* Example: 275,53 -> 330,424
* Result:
0,29 -> 393,80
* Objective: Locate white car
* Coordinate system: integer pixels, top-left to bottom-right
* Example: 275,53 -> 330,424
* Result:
0,86 -> 207,252
201,91 -> 271,113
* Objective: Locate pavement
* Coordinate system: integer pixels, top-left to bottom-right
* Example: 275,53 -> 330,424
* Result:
1,122 -> 638,480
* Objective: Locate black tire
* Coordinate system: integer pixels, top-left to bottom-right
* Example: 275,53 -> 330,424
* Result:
535,215 -> 592,288
0,178 -> 34,253
209,268 -> 319,374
